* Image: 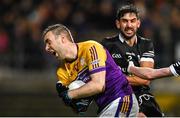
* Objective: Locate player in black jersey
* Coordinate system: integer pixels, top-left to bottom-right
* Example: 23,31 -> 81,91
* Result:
101,4 -> 163,117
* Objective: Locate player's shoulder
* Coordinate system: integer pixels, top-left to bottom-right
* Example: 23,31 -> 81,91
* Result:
101,35 -> 119,43
79,40 -> 103,48
84,40 -> 102,45
104,35 -> 118,40
138,35 -> 152,42
137,36 -> 154,51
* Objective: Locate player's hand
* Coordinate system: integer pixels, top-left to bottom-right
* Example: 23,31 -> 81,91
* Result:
61,90 -> 73,105
124,53 -> 138,75
127,61 -> 135,73
170,61 -> 180,76
56,81 -> 68,97
72,97 -> 93,114
56,82 -> 72,105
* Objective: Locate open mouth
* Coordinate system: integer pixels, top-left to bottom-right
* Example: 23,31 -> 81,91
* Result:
53,51 -> 59,58
48,50 -> 58,58
52,51 -> 56,56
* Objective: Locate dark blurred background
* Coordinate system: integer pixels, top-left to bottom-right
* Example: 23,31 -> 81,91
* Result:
0,0 -> 180,116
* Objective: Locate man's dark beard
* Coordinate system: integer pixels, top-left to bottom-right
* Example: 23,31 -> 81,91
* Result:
120,30 -> 135,40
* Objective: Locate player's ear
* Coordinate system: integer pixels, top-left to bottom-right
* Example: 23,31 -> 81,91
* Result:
60,34 -> 66,44
115,20 -> 120,29
61,33 -> 70,44
61,35 -> 65,43
137,19 -> 141,28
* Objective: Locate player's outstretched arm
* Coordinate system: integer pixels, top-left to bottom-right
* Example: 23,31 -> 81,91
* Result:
128,61 -> 173,80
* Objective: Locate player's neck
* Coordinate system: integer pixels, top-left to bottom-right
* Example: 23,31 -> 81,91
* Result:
66,43 -> 78,62
125,35 -> 137,47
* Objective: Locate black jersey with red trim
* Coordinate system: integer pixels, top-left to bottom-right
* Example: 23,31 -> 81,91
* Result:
101,34 -> 155,92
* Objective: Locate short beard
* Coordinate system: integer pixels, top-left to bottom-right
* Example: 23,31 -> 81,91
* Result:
120,30 -> 135,40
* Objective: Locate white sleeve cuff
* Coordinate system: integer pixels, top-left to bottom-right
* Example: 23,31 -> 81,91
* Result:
140,57 -> 154,63
169,65 -> 179,77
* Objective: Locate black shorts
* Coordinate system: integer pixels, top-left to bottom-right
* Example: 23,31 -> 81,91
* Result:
133,86 -> 164,117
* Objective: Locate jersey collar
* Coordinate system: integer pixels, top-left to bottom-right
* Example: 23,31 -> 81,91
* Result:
118,34 -> 138,44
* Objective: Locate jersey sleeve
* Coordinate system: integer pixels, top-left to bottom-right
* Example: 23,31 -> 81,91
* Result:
140,39 -> 155,62
86,42 -> 107,75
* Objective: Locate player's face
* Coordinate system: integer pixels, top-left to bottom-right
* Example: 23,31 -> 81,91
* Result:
44,31 -> 65,60
116,12 -> 140,40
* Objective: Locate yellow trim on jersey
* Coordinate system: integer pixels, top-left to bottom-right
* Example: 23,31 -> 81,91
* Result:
120,95 -> 130,114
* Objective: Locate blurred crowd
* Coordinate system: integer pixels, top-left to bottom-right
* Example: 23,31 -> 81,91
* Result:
0,0 -> 179,70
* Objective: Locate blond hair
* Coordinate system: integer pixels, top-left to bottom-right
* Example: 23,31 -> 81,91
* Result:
42,24 -> 74,42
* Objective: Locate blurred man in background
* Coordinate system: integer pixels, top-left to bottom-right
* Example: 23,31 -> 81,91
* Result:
42,24 -> 139,117
101,4 -> 163,117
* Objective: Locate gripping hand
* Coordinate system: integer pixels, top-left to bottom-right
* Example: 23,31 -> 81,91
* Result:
61,90 -> 73,105
56,81 -> 68,97
56,82 -> 72,105
170,61 -> 180,77
127,61 -> 135,73
72,97 -> 93,114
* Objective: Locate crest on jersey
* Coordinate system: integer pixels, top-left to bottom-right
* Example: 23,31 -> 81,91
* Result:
112,53 -> 122,58
80,57 -> 85,66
